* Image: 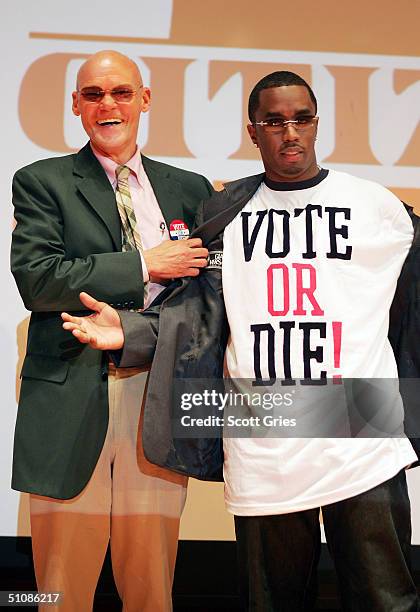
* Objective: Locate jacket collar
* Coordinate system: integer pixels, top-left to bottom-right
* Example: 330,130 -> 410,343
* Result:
224,173 -> 264,202
192,174 -> 264,246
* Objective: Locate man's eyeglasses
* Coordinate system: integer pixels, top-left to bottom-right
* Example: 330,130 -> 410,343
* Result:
252,115 -> 318,133
78,86 -> 143,103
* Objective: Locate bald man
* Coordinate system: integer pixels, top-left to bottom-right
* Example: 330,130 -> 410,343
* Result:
11,50 -> 213,612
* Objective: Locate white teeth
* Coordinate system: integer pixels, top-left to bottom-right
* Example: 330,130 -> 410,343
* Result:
97,118 -> 122,125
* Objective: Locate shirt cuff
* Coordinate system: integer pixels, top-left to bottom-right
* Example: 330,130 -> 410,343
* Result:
140,251 -> 149,283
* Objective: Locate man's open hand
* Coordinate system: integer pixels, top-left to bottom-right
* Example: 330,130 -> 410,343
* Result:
62,292 -> 124,350
144,238 -> 208,281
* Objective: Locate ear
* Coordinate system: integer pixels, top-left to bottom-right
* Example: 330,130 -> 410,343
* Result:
313,116 -> 319,140
140,87 -> 151,113
72,91 -> 80,116
247,123 -> 258,148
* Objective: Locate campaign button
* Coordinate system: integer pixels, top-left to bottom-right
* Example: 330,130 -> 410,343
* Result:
169,219 -> 190,240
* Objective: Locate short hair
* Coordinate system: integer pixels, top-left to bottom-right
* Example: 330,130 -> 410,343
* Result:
248,71 -> 318,122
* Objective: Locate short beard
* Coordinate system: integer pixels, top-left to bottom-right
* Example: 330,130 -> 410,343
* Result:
281,165 -> 305,176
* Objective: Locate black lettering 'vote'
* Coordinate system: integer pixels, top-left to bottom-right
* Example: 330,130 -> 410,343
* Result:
241,205 -> 352,262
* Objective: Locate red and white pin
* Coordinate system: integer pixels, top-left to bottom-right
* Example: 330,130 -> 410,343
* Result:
169,219 -> 190,240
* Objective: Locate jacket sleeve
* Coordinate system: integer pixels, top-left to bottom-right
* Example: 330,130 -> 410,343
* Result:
389,205 -> 420,375
389,205 -> 420,464
113,306 -> 161,367
11,167 -> 144,312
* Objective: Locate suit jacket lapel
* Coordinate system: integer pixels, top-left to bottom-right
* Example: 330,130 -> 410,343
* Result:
73,143 -> 122,250
192,173 -> 264,246
142,155 -> 185,228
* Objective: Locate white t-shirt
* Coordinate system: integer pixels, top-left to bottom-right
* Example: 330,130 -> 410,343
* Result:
222,169 -> 417,516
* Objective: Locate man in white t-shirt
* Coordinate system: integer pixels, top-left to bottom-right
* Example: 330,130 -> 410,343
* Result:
61,71 -> 420,611
219,71 -> 419,611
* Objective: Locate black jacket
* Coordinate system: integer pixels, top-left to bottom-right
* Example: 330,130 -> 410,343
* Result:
389,205 -> 420,463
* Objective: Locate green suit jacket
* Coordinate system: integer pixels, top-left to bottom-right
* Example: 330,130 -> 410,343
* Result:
11,142 -> 213,499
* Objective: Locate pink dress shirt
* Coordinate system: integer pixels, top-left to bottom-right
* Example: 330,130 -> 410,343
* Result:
91,144 -> 170,308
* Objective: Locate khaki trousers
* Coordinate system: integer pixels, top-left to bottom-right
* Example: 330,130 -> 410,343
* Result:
30,367 -> 187,612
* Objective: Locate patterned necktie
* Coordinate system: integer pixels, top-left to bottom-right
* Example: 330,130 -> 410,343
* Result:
115,165 -> 148,304
115,165 -> 143,253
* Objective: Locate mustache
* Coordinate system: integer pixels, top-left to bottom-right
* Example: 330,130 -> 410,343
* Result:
280,143 -> 304,153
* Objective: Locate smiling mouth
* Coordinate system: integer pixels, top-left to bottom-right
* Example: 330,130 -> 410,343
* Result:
96,118 -> 123,126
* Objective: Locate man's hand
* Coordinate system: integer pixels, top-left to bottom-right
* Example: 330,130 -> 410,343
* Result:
62,292 -> 124,350
144,238 -> 208,281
